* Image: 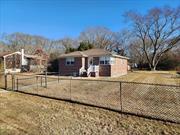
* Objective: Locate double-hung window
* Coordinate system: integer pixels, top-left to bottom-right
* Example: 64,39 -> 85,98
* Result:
99,56 -> 115,65
66,57 -> 75,65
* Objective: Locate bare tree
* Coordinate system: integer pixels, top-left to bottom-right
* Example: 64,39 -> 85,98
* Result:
0,33 -> 65,54
0,39 -> 7,52
79,26 -> 114,49
60,37 -> 79,53
129,40 -> 147,68
126,6 -> 180,70
109,30 -> 133,55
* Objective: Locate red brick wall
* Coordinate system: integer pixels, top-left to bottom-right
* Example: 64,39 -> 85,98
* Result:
92,57 -> 111,76
99,65 -> 111,76
111,58 -> 128,77
59,56 -> 128,77
59,57 -> 82,76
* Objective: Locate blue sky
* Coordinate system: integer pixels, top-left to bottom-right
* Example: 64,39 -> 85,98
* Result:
0,0 -> 180,39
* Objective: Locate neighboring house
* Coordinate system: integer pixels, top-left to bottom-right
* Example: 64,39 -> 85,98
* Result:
59,49 -> 129,77
0,49 -> 48,74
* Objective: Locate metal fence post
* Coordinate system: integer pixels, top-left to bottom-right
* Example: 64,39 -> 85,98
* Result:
45,71 -> 47,88
41,76 -> 42,87
12,74 -> 14,91
36,76 -> 38,89
119,82 -> 123,112
5,74 -> 7,90
58,74 -> 60,83
16,78 -> 18,91
70,77 -> 72,101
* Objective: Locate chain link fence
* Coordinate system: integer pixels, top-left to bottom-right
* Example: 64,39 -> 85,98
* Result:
2,74 -> 180,123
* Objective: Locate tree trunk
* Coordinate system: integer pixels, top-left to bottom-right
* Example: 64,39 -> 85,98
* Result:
151,66 -> 156,71
150,61 -> 157,71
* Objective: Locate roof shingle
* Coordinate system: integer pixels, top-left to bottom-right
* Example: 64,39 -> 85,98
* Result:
59,49 -> 129,59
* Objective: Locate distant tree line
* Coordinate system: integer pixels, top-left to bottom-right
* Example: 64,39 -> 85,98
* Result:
0,6 -> 179,71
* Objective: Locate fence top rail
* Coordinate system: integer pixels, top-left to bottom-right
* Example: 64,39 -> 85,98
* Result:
12,74 -> 180,88
17,76 -> 36,81
43,76 -> 180,88
70,78 -> 180,87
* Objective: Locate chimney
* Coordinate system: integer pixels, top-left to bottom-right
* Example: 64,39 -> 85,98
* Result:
21,49 -> 25,65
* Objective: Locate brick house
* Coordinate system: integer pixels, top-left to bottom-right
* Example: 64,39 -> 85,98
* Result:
0,49 -> 48,74
59,49 -> 129,77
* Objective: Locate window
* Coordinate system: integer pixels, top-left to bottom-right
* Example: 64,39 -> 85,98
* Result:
110,57 -> 115,64
66,57 -> 75,65
99,56 -> 115,65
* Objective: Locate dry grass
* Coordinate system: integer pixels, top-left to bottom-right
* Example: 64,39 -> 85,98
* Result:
109,71 -> 180,85
15,71 -> 180,123
0,91 -> 180,135
0,71 -> 180,134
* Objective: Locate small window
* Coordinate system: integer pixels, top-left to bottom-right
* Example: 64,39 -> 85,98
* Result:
66,57 -> 75,65
110,57 -> 115,64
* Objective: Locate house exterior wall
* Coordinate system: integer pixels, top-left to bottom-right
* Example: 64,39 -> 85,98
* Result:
92,57 -> 111,76
5,54 -> 21,69
93,56 -> 127,77
4,54 -> 21,74
59,57 -> 82,76
99,65 -> 111,76
111,58 -> 128,77
59,56 -> 128,77
0,58 -> 4,73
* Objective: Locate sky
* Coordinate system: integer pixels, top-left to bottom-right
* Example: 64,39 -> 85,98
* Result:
0,0 -> 180,39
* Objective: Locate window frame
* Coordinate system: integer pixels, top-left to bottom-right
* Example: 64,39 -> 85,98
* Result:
66,57 -> 75,66
99,56 -> 115,65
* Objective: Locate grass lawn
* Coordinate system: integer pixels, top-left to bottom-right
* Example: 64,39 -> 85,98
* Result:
108,71 -> 180,85
0,91 -> 180,135
0,71 -> 180,134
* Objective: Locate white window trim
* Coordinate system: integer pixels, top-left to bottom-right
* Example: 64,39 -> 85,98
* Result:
110,57 -> 115,65
99,56 -> 115,65
66,57 -> 75,66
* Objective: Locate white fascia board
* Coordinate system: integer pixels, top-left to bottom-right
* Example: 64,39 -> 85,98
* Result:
3,52 -> 21,58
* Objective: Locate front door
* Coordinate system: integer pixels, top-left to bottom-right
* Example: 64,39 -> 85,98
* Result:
88,57 -> 93,67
